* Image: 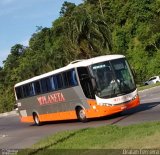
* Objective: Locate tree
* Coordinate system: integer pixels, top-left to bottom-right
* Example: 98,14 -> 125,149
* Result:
63,7 -> 112,58
60,1 -> 76,17
3,44 -> 25,69
1,0 -> 160,113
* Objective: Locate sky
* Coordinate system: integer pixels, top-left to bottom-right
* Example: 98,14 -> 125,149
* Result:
0,0 -> 83,66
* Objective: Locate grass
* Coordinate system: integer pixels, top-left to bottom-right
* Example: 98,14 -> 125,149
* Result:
19,122 -> 160,155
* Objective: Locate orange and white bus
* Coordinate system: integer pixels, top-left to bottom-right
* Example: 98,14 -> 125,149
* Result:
14,55 -> 140,125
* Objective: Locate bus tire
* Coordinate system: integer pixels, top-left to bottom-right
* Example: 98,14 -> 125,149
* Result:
33,113 -> 41,126
76,107 -> 88,123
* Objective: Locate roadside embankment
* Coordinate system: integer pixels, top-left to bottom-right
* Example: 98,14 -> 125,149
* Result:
0,110 -> 18,118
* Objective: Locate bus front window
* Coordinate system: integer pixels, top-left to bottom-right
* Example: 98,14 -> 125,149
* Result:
91,58 -> 136,98
91,61 -> 120,98
111,58 -> 136,94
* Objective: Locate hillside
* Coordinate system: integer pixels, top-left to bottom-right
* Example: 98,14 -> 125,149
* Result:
0,0 -> 160,112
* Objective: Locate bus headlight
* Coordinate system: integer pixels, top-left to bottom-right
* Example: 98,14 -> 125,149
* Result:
132,94 -> 138,100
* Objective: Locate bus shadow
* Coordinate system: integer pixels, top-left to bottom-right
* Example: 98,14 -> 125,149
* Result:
87,101 -> 160,123
31,101 -> 160,126
31,119 -> 78,126
95,101 -> 160,122
122,101 -> 160,115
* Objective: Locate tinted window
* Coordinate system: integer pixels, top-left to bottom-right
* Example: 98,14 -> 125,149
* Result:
62,69 -> 78,87
77,67 -> 95,99
40,77 -> 52,93
23,83 -> 34,97
51,74 -> 63,90
16,69 -> 78,99
67,69 -> 78,86
15,87 -> 23,99
62,72 -> 69,87
34,81 -> 41,94
56,74 -> 63,89
51,76 -> 58,90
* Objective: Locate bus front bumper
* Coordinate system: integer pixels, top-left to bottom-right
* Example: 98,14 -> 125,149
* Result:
86,95 -> 140,118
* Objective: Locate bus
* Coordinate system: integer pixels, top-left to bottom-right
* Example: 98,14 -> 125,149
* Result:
14,55 -> 140,125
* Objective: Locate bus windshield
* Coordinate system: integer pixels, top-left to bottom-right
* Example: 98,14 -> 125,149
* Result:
91,58 -> 136,98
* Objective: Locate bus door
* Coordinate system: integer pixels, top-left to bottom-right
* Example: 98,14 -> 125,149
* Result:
77,67 -> 95,99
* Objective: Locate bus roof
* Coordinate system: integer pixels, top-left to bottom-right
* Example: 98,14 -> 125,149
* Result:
15,54 -> 125,87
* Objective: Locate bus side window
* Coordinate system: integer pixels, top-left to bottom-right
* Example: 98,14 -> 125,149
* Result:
22,85 -> 27,97
46,78 -> 52,91
41,79 -> 47,93
55,74 -> 63,89
52,76 -> 58,90
23,83 -> 34,97
41,78 -> 52,93
15,87 -> 23,99
29,83 -> 35,96
50,76 -> 55,90
34,81 -> 41,95
62,72 -> 69,87
67,69 -> 78,86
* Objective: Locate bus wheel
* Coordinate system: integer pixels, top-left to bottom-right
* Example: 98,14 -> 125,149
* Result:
33,113 -> 41,126
76,108 -> 88,123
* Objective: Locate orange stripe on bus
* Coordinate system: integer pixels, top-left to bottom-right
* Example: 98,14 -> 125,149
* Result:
20,96 -> 140,123
20,110 -> 77,123
21,116 -> 34,123
39,111 -> 77,122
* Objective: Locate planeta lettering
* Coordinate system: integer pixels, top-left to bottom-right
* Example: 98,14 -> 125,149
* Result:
37,92 -> 65,105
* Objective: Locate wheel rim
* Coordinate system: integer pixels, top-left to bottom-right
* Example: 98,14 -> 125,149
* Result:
79,109 -> 86,120
34,115 -> 39,125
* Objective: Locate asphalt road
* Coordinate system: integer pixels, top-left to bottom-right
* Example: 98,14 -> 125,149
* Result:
0,86 -> 160,149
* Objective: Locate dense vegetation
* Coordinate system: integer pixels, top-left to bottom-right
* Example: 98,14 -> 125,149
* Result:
0,0 -> 160,112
